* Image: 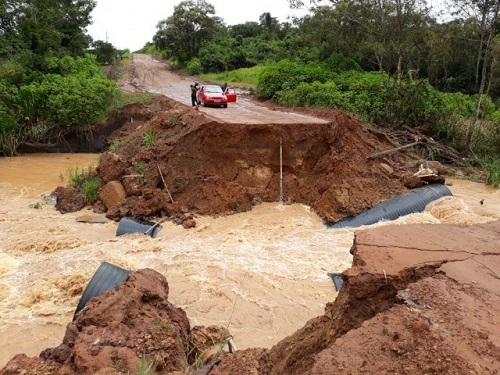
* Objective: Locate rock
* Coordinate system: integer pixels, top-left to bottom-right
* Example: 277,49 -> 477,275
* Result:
53,186 -> 86,214
379,163 -> 394,174
75,215 -> 108,224
425,160 -> 446,174
402,175 -> 424,189
189,325 -> 232,365
99,180 -> 127,210
182,218 -> 196,229
97,152 -> 129,183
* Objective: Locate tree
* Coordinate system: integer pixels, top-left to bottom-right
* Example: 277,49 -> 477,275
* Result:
461,0 -> 500,149
92,40 -> 116,65
16,0 -> 95,58
229,22 -> 261,38
259,12 -> 281,41
153,0 -> 222,64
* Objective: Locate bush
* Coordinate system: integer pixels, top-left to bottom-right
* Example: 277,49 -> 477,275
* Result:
485,158 -> 500,187
257,59 -> 334,99
187,58 -> 202,75
16,56 -> 119,129
324,54 -> 362,73
275,71 -> 388,122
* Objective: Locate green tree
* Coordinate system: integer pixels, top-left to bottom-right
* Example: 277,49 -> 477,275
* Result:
92,40 -> 116,65
259,12 -> 281,41
15,0 -> 95,62
153,0 -> 222,64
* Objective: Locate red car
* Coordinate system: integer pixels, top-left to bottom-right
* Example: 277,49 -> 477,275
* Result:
197,85 -> 228,108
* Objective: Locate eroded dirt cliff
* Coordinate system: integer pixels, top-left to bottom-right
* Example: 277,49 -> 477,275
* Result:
62,95 -> 424,227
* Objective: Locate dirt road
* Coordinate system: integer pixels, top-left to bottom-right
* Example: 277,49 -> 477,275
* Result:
124,54 -> 328,125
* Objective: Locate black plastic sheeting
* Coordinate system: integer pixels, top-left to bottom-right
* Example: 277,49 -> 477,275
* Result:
327,183 -> 452,229
73,262 -> 129,320
116,217 -> 162,238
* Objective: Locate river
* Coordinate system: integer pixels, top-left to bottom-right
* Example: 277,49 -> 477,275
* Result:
0,154 -> 499,367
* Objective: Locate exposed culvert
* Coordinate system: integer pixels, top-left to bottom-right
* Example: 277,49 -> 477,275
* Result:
327,183 -> 452,229
73,262 -> 129,320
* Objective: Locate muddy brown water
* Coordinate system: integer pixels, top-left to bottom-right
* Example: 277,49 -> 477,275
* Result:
0,154 -> 499,367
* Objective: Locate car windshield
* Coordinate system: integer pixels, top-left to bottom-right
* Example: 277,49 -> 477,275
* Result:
204,86 -> 223,93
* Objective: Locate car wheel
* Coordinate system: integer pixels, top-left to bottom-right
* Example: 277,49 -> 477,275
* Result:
223,104 -> 227,108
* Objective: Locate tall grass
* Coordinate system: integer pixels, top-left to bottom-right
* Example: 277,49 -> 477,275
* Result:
485,158 -> 500,187
142,130 -> 156,148
65,164 -> 103,205
201,65 -> 265,86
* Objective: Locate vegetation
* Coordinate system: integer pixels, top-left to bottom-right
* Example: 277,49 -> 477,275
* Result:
66,165 -> 103,205
201,65 -> 265,88
0,0 -> 121,156
142,130 -> 157,148
128,355 -> 156,375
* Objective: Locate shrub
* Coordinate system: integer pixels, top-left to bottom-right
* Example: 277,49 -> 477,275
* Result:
187,58 -> 202,75
485,158 -> 500,187
80,178 -> 102,205
256,59 -> 334,99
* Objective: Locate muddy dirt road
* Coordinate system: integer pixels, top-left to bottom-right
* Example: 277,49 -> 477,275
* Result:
124,54 -> 328,125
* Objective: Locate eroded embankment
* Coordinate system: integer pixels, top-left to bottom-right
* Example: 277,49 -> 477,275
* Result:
72,96 -> 416,227
213,220 -> 500,375
3,220 -> 499,375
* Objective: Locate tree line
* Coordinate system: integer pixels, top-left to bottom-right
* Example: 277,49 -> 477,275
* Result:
150,0 -> 500,98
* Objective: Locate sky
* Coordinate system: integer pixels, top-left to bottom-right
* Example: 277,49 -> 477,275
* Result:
86,0 -> 311,52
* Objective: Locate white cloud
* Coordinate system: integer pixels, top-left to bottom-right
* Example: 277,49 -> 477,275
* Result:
87,0 -> 310,52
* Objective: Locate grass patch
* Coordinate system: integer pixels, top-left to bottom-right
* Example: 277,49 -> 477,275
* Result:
65,164 -> 103,205
142,130 -> 156,148
109,138 -> 130,153
128,355 -> 156,375
133,161 -> 146,173
66,165 -> 96,187
80,178 -> 102,205
116,92 -> 160,107
170,114 -> 180,126
201,65 -> 265,87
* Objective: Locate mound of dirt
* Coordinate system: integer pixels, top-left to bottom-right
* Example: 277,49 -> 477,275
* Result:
83,95 -> 423,226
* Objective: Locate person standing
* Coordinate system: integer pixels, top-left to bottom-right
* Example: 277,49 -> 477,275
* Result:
190,82 -> 200,106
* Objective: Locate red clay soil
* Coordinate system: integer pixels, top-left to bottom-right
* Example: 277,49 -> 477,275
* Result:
3,220 -> 499,375
53,95 -> 426,226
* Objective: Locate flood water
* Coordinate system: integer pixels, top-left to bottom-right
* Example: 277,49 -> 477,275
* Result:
0,154 -> 499,367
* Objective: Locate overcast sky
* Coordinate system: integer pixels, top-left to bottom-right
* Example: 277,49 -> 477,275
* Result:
86,0 -> 310,52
